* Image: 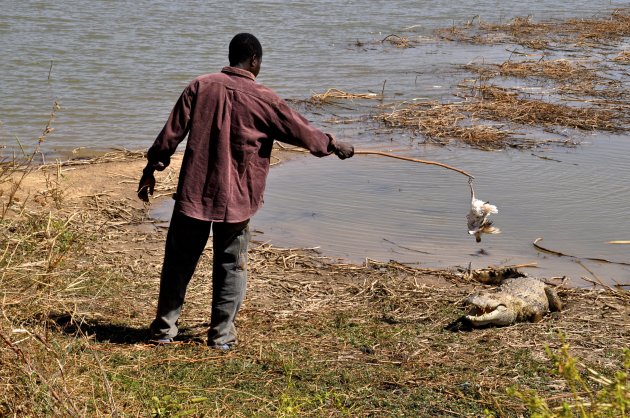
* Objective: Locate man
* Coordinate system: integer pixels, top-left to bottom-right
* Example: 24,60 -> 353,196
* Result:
137,33 -> 354,349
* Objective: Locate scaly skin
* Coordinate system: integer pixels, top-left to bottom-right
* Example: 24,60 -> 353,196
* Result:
464,277 -> 562,327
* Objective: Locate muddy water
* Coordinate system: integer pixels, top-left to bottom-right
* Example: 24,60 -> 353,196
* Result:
259,138 -> 629,284
154,133 -> 630,286
2,0 -> 626,150
2,1 -> 629,284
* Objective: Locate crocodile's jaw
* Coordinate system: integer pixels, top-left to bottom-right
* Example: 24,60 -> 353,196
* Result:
465,304 -> 517,326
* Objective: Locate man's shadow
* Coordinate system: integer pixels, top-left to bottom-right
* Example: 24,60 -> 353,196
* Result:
48,313 -> 149,344
47,312 -> 205,344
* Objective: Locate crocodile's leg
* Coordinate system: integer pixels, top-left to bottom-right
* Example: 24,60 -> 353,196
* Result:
545,287 -> 563,312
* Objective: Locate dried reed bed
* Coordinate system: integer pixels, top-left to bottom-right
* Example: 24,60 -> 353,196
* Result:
375,101 -> 513,150
464,58 -> 627,101
367,10 -> 630,150
375,81 -> 625,149
464,59 -> 601,82
468,85 -> 622,131
437,9 -> 630,49
560,9 -> 630,43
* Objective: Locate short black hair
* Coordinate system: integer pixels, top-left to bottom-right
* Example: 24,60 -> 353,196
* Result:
229,33 -> 263,66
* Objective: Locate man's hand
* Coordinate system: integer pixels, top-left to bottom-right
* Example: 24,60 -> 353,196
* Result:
137,170 -> 156,202
334,141 -> 354,160
137,162 -> 166,202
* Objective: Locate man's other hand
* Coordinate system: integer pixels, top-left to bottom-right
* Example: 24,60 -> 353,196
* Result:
137,171 -> 156,202
334,142 -> 354,160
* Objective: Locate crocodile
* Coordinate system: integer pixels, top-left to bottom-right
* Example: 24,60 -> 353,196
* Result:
462,277 -> 562,327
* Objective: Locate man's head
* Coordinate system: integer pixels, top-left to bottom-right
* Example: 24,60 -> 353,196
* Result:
229,33 -> 263,77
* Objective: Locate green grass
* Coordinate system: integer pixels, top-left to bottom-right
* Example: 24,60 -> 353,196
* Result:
2,281 -> 628,417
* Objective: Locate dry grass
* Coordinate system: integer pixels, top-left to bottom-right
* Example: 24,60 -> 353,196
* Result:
0,150 -> 628,416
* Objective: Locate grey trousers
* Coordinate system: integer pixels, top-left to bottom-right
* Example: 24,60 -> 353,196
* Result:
149,211 -> 250,346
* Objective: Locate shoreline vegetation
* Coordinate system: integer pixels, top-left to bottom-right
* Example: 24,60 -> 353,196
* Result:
1,8 -> 629,417
1,147 -> 627,416
311,8 -> 630,151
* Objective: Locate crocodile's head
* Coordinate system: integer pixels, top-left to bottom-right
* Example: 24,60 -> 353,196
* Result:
456,277 -> 562,329
464,293 -> 518,327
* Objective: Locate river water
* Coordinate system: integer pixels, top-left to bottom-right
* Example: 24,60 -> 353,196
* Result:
1,1 -> 629,285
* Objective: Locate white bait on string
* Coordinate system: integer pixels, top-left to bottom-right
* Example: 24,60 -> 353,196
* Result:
467,179 -> 500,243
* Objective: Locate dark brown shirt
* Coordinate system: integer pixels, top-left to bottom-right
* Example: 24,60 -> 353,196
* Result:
146,66 -> 335,222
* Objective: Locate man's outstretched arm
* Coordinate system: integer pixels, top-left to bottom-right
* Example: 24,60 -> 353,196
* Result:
271,99 -> 354,160
138,84 -> 194,201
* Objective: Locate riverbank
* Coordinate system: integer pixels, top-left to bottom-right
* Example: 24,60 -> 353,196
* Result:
0,151 -> 627,416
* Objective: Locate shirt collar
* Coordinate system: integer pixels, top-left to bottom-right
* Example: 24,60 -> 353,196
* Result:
221,66 -> 256,81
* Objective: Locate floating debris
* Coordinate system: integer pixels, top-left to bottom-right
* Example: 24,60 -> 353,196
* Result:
308,88 -> 382,104
613,50 -> 630,63
463,59 -> 625,100
381,34 -> 411,48
374,82 -> 626,150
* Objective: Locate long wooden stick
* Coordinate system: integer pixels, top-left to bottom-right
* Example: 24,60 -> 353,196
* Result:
533,237 -> 630,266
354,150 -> 474,179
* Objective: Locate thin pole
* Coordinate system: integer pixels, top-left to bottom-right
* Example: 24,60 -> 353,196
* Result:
354,150 -> 474,179
48,60 -> 54,81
